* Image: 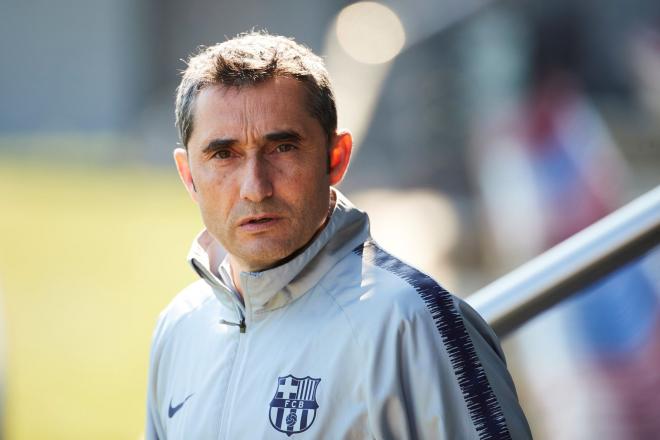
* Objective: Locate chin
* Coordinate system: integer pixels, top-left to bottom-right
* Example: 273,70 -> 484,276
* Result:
239,247 -> 294,271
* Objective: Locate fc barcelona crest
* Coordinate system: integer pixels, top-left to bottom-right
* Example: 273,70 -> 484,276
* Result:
269,375 -> 321,436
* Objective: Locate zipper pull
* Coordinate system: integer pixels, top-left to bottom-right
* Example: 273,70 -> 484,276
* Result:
219,318 -> 247,333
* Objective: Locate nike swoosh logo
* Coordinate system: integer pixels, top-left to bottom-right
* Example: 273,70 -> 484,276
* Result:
168,393 -> 194,418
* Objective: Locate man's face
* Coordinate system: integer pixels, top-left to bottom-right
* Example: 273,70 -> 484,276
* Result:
178,78 -> 340,271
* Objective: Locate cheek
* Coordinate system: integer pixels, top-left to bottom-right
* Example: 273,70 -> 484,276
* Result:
195,173 -> 233,215
290,169 -> 330,220
281,166 -> 326,200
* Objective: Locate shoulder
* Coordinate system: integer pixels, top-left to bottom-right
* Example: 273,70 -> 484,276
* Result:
318,241 -> 454,357
150,279 -> 216,347
160,279 -> 215,323
326,241 -> 529,438
323,240 -> 454,325
324,241 -> 530,437
322,240 -> 507,371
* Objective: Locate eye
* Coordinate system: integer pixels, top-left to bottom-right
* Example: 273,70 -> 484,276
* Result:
275,143 -> 296,153
213,149 -> 233,159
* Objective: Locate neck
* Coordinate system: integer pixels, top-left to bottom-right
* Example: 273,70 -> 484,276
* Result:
229,257 -> 246,298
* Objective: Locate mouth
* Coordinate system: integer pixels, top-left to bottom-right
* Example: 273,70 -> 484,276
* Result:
247,217 -> 272,224
239,215 -> 281,229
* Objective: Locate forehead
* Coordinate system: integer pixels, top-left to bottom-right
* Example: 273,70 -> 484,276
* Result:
189,77 -> 322,147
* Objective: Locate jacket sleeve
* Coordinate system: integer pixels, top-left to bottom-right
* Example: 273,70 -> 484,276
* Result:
144,314 -> 167,440
364,294 -> 532,439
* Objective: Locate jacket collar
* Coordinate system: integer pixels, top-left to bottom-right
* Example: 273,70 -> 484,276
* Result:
186,189 -> 370,315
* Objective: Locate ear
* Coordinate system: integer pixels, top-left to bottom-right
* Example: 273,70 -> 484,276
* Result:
173,148 -> 198,203
328,130 -> 353,186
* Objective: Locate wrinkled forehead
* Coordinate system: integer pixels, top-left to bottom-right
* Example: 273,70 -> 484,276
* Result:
189,78 -> 325,148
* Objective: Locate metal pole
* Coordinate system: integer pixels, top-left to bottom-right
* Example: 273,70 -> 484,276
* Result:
466,185 -> 660,338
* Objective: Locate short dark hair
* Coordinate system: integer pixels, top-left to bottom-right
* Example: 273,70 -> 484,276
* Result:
175,31 -> 337,148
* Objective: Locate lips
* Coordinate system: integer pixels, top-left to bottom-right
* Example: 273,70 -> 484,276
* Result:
240,215 -> 279,226
238,214 -> 282,232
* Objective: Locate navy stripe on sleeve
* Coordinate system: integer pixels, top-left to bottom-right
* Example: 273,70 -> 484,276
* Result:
354,241 -> 511,440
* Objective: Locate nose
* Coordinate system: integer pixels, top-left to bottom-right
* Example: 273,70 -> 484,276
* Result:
240,156 -> 273,202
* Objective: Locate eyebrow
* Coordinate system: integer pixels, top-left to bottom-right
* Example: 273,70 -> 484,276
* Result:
201,130 -> 304,155
202,138 -> 236,155
264,130 -> 303,144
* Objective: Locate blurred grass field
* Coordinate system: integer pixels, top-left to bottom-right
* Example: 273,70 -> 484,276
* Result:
0,157 -> 201,439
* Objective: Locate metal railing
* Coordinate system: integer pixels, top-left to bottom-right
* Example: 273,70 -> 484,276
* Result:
466,185 -> 660,338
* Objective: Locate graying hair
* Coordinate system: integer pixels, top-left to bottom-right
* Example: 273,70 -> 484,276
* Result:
175,31 -> 337,148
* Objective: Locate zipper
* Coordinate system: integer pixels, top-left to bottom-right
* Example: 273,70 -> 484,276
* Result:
217,319 -> 245,439
218,287 -> 247,333
217,281 -> 251,438
219,317 -> 246,333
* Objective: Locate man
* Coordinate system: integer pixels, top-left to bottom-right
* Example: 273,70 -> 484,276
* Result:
146,32 -> 531,439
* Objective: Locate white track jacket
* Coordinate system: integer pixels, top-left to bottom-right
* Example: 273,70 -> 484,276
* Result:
145,191 -> 531,439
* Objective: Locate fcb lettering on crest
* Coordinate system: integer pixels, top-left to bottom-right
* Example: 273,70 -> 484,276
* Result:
269,375 -> 321,436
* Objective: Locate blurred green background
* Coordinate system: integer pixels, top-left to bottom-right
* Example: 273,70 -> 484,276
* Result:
0,158 -> 200,439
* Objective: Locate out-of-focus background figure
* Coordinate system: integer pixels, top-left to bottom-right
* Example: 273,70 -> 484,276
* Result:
0,0 -> 658,439
466,7 -> 660,439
